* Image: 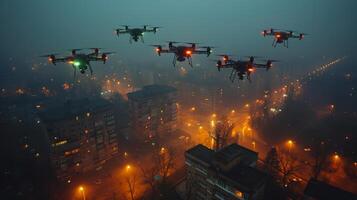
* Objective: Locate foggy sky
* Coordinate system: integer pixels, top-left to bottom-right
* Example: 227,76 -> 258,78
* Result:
1,0 -> 357,82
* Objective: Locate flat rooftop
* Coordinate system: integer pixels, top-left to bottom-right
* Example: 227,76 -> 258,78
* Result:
40,97 -> 111,122
304,178 -> 356,200
127,85 -> 177,101
186,143 -> 266,191
220,164 -> 268,191
214,143 -> 258,165
185,144 -> 214,164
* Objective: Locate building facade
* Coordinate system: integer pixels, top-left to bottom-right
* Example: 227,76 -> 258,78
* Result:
127,85 -> 178,141
41,98 -> 118,180
185,144 -> 268,200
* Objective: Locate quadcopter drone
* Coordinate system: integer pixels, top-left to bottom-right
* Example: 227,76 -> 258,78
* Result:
262,28 -> 308,48
114,25 -> 161,43
215,54 -> 278,82
41,48 -> 114,78
152,41 -> 214,67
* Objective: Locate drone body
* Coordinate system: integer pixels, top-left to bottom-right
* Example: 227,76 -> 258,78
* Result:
216,55 -> 278,82
153,41 -> 213,67
41,48 -> 114,78
262,28 -> 307,48
115,25 -> 160,43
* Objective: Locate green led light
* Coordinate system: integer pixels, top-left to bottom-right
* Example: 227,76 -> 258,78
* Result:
73,61 -> 81,67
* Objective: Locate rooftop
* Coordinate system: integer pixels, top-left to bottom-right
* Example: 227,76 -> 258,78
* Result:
220,164 -> 268,191
214,143 -> 258,166
185,144 -> 214,164
304,178 -> 356,200
127,85 -> 177,101
40,97 -> 112,122
186,143 -> 266,191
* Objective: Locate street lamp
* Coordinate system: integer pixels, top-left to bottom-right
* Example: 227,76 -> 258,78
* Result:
78,186 -> 86,200
287,140 -> 294,153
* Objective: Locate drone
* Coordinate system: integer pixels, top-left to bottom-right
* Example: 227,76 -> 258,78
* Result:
152,41 -> 214,67
114,25 -> 161,43
261,28 -> 308,48
215,55 -> 278,82
41,48 -> 114,78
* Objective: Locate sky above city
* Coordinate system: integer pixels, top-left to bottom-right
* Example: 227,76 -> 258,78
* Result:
1,0 -> 356,83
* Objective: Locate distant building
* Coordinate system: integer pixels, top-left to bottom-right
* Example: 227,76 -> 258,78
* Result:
40,98 -> 119,180
185,143 -> 268,200
303,178 -> 356,200
127,85 -> 178,140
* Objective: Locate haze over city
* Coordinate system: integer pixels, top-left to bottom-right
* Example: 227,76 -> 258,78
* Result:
1,1 -> 356,200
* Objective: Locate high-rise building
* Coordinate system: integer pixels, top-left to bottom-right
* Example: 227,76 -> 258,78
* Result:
185,143 -> 268,200
40,98 -> 118,180
127,85 -> 178,140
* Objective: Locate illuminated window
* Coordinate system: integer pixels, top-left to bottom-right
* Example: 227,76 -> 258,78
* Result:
235,191 -> 243,198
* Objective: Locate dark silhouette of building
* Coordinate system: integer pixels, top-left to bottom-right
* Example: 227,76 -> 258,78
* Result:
303,178 -> 356,200
185,143 -> 268,200
40,98 -> 119,181
127,85 -> 178,141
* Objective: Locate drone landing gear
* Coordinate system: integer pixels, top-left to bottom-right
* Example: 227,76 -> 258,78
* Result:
187,57 -> 193,68
129,37 -> 132,44
229,69 -> 237,83
73,67 -> 77,82
283,39 -> 289,48
247,73 -> 252,83
272,39 -> 280,48
140,36 -> 145,43
88,64 -> 93,75
172,55 -> 177,67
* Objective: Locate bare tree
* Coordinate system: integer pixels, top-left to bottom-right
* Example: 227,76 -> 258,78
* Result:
139,164 -> 159,199
155,146 -> 176,183
278,152 -> 304,186
124,172 -> 138,200
264,147 -> 281,180
310,141 -> 331,179
210,115 -> 235,151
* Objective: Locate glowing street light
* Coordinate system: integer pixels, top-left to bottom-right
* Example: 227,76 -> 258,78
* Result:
126,164 -> 131,172
78,186 -> 86,200
160,147 -> 165,154
332,154 -> 340,162
286,140 -> 294,153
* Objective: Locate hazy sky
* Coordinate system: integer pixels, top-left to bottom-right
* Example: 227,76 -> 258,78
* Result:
1,0 -> 356,77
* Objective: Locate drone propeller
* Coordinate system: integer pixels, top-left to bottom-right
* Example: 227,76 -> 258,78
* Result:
260,59 -> 280,70
151,45 -> 162,55
101,51 -> 115,55
151,26 -> 162,33
165,41 -> 180,44
299,33 -> 309,40
88,48 -> 102,55
216,54 -> 234,63
69,48 -> 84,55
184,42 -> 199,44
39,53 -> 59,57
200,46 -> 215,56
40,54 -> 58,65
245,56 -> 262,63
119,25 -> 130,29
101,52 -> 115,64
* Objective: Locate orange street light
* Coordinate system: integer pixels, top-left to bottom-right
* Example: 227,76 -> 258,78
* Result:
287,140 -> 294,153
78,186 -> 86,200
333,154 -> 340,162
126,164 -> 131,171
